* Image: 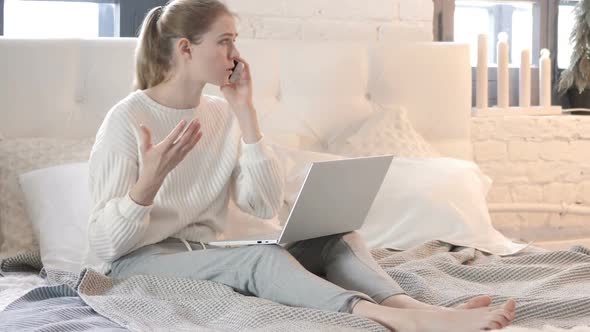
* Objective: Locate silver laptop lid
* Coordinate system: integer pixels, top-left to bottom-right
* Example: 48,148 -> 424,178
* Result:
278,155 -> 394,244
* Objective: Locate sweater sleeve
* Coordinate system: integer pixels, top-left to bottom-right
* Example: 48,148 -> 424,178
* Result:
86,112 -> 152,263
231,136 -> 285,219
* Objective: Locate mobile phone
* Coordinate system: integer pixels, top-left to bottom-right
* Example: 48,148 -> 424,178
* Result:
229,60 -> 244,84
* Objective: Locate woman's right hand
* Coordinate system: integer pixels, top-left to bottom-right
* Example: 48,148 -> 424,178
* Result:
129,119 -> 202,206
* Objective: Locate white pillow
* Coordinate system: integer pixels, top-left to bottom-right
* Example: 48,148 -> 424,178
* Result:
18,163 -> 92,272
327,104 -> 438,158
0,138 -> 94,258
358,157 -> 528,254
281,97 -> 375,151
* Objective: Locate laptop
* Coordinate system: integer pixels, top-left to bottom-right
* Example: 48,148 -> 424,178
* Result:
208,154 -> 394,247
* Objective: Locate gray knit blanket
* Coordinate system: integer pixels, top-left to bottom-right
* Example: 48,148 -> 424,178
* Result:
2,241 -> 590,331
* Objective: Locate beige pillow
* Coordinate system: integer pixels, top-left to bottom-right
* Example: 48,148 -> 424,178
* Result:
0,138 -> 94,257
327,104 -> 438,158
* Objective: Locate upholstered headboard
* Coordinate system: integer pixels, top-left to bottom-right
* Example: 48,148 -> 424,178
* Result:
0,38 -> 472,159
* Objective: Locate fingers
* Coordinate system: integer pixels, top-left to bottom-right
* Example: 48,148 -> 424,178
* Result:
163,119 -> 188,147
139,124 -> 152,152
180,129 -> 203,155
235,56 -> 250,72
233,56 -> 251,81
172,120 -> 201,154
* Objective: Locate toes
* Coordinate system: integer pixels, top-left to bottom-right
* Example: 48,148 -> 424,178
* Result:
484,321 -> 502,330
492,312 -> 511,328
503,298 -> 516,313
458,295 -> 493,309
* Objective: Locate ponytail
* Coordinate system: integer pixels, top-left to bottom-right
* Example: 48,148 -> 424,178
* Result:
134,6 -> 168,90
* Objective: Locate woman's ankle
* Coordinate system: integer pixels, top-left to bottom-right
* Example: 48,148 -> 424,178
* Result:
381,294 -> 436,310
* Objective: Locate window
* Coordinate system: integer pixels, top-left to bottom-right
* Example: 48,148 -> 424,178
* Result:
454,1 -> 536,66
435,0 -> 578,107
3,0 -> 116,38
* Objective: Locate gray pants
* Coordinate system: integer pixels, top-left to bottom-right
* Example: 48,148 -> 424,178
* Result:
109,232 -> 405,313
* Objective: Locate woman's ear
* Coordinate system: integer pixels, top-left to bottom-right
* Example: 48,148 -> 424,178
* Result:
177,38 -> 193,60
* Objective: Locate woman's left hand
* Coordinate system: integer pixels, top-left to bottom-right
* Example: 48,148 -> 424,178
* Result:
220,56 -> 253,109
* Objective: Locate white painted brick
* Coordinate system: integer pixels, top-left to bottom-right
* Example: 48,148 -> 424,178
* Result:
490,213 -> 521,239
538,141 -> 570,161
283,0 -> 397,20
377,22 -> 432,42
471,118 -> 497,141
543,183 -> 577,204
479,162 -> 529,184
552,214 -> 590,228
235,16 -> 256,38
562,164 -> 590,183
499,117 -> 544,139
283,0 -> 320,17
518,213 -> 554,241
302,20 -> 378,41
507,141 -> 540,161
474,141 -> 507,162
484,162 -> 531,177
548,214 -> 590,238
526,161 -> 572,183
576,182 -> 590,204
567,141 -> 590,162
487,185 -> 511,203
369,0 -> 399,21
251,18 -> 303,40
225,0 -> 284,16
473,117 -> 583,141
322,0 -> 397,20
511,185 -> 543,203
576,120 -> 590,139
536,117 -> 580,140
518,212 -> 550,229
399,0 -> 432,21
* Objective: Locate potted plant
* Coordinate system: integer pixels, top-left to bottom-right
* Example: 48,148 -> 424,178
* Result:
558,0 -> 590,108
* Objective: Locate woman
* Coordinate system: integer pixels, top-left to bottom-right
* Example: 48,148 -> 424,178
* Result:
84,0 -> 515,330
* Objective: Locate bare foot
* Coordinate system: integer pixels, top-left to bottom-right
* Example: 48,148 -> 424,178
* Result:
354,299 -> 516,332
382,294 -> 492,311
456,295 -> 493,309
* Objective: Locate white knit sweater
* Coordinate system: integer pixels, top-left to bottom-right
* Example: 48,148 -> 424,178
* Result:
83,90 -> 285,274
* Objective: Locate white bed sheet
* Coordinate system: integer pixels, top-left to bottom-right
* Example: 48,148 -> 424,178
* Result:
0,272 -> 48,311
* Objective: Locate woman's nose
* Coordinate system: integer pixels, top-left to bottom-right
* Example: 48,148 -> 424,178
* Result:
230,45 -> 240,59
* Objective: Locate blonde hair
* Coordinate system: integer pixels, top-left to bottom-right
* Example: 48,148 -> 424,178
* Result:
134,0 -> 232,90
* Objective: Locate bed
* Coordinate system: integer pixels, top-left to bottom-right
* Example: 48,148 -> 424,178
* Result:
0,37 -> 589,331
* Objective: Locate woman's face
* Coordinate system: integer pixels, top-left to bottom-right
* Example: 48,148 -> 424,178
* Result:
181,14 -> 240,87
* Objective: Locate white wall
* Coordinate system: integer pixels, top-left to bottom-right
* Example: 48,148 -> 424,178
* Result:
226,0 -> 433,42
227,0 -> 590,245
473,116 -> 590,242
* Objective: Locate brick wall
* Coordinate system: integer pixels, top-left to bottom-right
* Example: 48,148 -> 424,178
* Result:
225,0 -> 433,42
473,116 -> 590,242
